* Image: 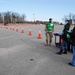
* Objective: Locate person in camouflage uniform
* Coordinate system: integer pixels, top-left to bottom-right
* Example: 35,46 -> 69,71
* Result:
45,18 -> 54,46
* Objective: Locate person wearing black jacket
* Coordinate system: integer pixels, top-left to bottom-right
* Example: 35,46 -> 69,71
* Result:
69,27 -> 75,67
57,20 -> 70,55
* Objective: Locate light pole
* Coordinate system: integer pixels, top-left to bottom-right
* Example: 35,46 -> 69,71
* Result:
11,13 -> 13,23
3,15 -> 4,24
2,13 -> 5,25
33,14 -> 35,22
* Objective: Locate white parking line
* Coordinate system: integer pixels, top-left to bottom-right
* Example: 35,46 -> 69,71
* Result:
0,36 -> 15,40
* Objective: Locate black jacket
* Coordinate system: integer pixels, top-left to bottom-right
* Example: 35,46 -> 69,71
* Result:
62,23 -> 70,41
70,27 -> 75,46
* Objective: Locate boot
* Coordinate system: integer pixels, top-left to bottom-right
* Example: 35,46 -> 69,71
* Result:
57,49 -> 63,55
63,50 -> 67,54
63,49 -> 67,54
45,40 -> 48,46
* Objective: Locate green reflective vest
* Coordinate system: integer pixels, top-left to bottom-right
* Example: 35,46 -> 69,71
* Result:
46,22 -> 54,31
66,34 -> 70,38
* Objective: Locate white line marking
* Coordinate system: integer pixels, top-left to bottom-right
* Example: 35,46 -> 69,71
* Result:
0,36 -> 15,40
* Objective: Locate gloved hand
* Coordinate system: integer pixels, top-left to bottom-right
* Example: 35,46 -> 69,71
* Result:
67,30 -> 71,33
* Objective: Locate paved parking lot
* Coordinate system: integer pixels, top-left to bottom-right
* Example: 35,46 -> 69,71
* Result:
0,24 -> 75,75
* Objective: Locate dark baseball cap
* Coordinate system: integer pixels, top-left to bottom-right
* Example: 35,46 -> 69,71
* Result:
66,20 -> 70,22
49,18 -> 52,20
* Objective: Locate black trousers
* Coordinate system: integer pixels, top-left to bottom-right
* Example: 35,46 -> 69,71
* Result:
67,41 -> 73,52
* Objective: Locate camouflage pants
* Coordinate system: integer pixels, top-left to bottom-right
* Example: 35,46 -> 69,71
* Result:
45,31 -> 53,44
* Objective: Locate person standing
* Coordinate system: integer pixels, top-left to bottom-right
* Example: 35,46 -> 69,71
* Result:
57,20 -> 71,55
44,18 -> 54,46
69,26 -> 75,67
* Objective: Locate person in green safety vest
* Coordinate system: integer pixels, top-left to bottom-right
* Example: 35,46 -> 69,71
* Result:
57,20 -> 71,55
44,18 -> 54,46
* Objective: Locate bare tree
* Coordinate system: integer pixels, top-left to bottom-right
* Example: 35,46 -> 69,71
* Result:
0,13 -> 2,23
21,14 -> 26,23
0,11 -> 26,23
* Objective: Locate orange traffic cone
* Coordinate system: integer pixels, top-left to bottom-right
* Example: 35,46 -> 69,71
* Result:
0,26 -> 2,28
10,27 -> 12,30
28,29 -> 32,35
7,26 -> 8,29
37,29 -> 42,39
59,39 -> 62,44
16,27 -> 18,32
12,27 -> 14,30
6,26 -> 8,29
21,28 -> 24,33
11,27 -> 14,30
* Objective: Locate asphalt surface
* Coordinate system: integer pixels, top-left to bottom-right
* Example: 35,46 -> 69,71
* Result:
0,24 -> 75,75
